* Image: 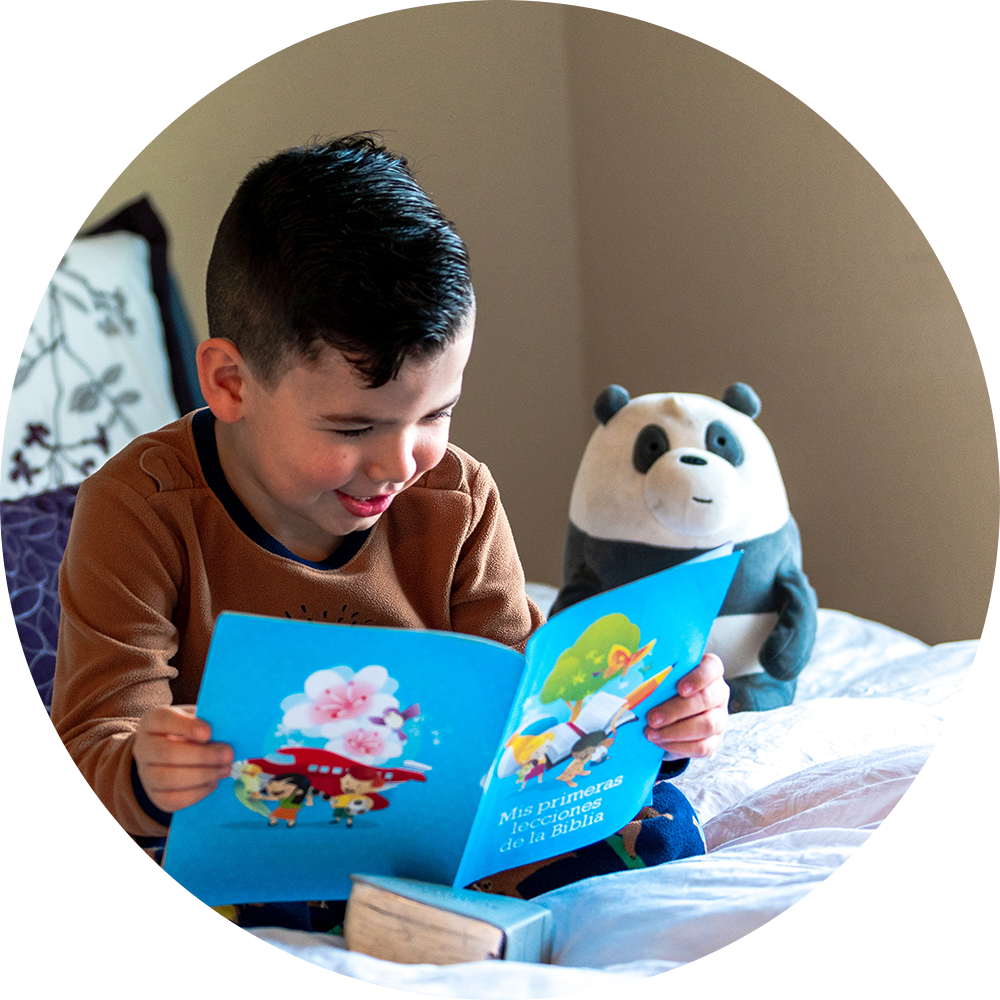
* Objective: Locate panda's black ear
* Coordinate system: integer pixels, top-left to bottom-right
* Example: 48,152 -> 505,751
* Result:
722,383 -> 761,420
594,385 -> 630,424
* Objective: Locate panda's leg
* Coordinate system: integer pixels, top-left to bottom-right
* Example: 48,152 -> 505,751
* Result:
727,673 -> 796,713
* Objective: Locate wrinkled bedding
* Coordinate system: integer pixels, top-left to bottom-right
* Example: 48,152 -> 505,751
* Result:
0,610 -> 1000,1000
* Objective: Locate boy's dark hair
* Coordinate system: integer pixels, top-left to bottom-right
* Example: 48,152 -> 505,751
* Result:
206,134 -> 473,387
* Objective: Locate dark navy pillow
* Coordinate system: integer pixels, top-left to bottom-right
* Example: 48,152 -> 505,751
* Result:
1,484 -> 79,709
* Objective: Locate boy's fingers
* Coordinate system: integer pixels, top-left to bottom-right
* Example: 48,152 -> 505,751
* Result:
644,713 -> 727,758
676,653 -> 724,698
137,733 -> 233,769
140,762 -> 232,792
140,772 -> 227,814
139,703 -> 213,743
133,705 -> 233,812
644,705 -> 726,745
136,747 -> 234,813
646,675 -> 729,729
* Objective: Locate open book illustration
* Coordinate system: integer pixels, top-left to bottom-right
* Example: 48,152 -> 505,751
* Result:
163,551 -> 741,905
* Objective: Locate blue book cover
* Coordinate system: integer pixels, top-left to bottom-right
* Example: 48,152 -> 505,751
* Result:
163,552 -> 740,905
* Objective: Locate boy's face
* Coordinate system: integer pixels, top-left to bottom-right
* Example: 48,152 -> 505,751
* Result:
217,313 -> 474,562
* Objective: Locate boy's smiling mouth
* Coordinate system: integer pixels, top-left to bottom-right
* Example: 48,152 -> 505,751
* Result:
335,490 -> 397,519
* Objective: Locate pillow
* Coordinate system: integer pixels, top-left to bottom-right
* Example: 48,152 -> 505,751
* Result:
82,196 -> 204,416
2,208 -> 185,500
0,484 -> 79,708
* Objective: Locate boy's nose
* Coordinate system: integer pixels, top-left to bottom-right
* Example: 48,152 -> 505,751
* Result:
366,433 -> 418,487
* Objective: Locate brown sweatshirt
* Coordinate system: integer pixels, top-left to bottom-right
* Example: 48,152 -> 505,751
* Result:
51,410 -> 542,837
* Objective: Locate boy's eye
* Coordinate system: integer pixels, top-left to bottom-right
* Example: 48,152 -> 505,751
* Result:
327,408 -> 452,437
424,409 -> 453,423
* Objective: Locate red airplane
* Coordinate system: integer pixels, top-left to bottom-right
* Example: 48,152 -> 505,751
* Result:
246,746 -> 428,801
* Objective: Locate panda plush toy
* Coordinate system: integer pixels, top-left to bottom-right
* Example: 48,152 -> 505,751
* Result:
550,383 -> 817,713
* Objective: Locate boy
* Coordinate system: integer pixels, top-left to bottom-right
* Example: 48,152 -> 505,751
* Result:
51,135 -> 728,881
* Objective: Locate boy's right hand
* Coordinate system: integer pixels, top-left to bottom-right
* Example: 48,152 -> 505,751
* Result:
133,705 -> 234,814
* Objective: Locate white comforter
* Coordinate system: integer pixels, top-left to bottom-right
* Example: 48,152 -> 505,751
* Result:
0,611 -> 1000,1000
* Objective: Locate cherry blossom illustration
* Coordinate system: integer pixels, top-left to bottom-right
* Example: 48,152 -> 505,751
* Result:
325,724 -> 399,765
278,665 -> 409,764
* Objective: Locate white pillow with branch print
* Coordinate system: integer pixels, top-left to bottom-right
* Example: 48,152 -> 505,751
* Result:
2,231 -> 180,500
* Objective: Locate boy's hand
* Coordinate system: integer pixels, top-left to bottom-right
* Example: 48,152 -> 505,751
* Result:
644,653 -> 728,761
133,705 -> 234,814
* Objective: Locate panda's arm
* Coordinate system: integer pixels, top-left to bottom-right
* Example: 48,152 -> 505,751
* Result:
549,522 -> 603,617
759,560 -> 818,681
549,579 -> 601,616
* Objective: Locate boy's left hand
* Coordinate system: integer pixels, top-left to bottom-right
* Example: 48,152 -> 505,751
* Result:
644,653 -> 728,760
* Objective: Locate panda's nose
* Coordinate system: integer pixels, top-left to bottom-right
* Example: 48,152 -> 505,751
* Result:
680,455 -> 708,466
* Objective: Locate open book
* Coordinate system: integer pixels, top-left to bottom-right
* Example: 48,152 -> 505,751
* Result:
163,551 -> 740,905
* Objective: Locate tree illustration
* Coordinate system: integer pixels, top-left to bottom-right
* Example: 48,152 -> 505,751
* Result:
540,613 -> 651,721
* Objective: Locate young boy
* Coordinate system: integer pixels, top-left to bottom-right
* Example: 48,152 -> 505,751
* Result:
51,135 -> 728,885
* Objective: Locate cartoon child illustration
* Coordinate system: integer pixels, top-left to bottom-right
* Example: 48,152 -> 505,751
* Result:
250,773 -> 314,827
243,747 -> 428,826
556,702 -> 632,787
506,730 -> 555,790
321,765 -> 394,824
557,730 -> 615,787
326,793 -> 375,827
497,665 -> 675,786
517,751 -> 548,789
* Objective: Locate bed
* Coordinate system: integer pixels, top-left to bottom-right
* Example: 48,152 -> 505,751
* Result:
0,201 -> 1000,1000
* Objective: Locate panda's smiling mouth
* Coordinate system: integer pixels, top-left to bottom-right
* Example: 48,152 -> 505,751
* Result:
693,497 -> 713,504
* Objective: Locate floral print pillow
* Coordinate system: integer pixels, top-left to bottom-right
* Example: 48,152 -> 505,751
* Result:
1,230 -> 180,500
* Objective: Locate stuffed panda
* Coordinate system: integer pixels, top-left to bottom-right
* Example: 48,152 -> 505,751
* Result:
550,383 -> 817,713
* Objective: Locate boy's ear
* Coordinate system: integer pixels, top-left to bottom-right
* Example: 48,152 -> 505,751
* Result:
196,338 -> 247,423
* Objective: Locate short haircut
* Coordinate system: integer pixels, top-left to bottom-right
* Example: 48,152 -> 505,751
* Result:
206,134 -> 473,387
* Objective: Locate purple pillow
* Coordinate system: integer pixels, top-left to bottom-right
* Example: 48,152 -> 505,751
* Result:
1,484 -> 79,709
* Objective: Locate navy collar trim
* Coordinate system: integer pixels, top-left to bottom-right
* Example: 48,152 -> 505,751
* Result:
191,408 -> 370,570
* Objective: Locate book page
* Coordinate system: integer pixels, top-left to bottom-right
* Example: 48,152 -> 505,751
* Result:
163,616 -> 525,905
454,552 -> 741,889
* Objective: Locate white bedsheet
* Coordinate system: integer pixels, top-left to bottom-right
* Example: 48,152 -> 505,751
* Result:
0,611 -> 1000,1000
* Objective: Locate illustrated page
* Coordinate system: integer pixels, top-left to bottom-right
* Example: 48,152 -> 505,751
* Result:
453,552 -> 742,889
163,615 -> 525,905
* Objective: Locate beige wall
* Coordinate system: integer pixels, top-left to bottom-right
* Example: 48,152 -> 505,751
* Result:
83,2 -> 997,645
567,0 -> 1000,641
0,0 -> 587,580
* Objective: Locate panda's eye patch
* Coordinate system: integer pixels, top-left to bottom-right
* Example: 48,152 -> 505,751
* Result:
705,421 -> 744,466
633,424 -> 670,474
